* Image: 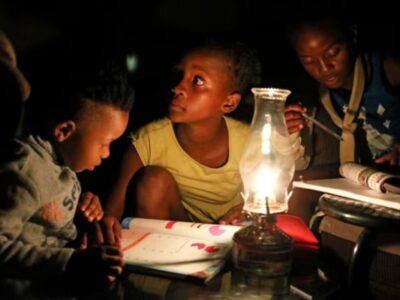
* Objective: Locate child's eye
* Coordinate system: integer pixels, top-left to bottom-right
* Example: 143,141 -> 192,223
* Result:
193,76 -> 205,86
327,47 -> 340,58
301,58 -> 315,66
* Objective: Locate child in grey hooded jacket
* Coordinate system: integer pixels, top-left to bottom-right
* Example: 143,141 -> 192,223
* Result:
0,63 -> 134,297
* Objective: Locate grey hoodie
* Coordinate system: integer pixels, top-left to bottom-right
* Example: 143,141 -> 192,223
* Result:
0,135 -> 80,284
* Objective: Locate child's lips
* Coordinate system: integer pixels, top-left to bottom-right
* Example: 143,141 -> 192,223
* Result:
170,102 -> 185,112
323,75 -> 339,86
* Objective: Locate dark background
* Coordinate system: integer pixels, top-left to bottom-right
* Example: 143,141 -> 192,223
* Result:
2,0 -> 398,122
1,0 -> 399,198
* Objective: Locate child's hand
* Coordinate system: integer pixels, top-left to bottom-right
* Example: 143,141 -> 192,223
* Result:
66,244 -> 124,285
218,203 -> 244,225
81,216 -> 122,247
100,214 -> 122,245
79,192 -> 104,222
285,103 -> 306,134
374,143 -> 400,166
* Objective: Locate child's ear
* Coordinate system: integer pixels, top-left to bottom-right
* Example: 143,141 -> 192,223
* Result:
222,92 -> 241,113
54,121 -> 76,142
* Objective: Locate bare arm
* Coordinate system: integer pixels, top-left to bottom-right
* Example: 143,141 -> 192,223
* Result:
105,144 -> 144,220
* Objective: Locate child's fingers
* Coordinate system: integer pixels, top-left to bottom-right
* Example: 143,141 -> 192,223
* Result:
95,210 -> 104,221
102,252 -> 124,282
108,266 -> 123,276
106,275 -> 117,283
113,222 -> 122,244
109,224 -> 121,244
91,221 -> 105,244
285,109 -> 305,135
81,194 -> 104,221
102,247 -> 124,272
104,266 -> 123,282
102,223 -> 117,245
219,206 -> 244,225
286,119 -> 304,134
284,103 -> 306,113
104,244 -> 123,257
285,110 -> 301,121
97,210 -> 105,221
79,192 -> 93,211
101,215 -> 122,244
85,204 -> 104,222
228,211 -> 245,225
79,232 -> 88,250
374,153 -> 390,164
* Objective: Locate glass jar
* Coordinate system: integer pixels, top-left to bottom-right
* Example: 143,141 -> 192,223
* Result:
239,87 -> 295,214
232,87 -> 296,277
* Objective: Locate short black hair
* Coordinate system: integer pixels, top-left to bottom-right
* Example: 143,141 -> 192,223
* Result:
288,18 -> 354,43
30,61 -> 134,138
53,62 -> 134,124
285,4 -> 355,48
183,39 -> 262,95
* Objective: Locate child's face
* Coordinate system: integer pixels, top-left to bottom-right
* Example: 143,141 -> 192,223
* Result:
55,103 -> 129,173
169,50 -> 237,123
292,26 -> 354,89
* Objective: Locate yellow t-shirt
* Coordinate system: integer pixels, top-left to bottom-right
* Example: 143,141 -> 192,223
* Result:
131,117 -> 249,223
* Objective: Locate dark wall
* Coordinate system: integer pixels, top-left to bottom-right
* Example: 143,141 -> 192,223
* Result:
1,0 -> 398,199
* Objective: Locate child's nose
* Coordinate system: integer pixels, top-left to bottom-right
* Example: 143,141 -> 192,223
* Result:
172,82 -> 185,96
319,58 -> 333,73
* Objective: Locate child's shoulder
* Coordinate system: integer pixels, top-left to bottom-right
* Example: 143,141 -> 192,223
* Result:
0,135 -> 71,185
225,116 -> 250,134
131,118 -> 172,140
0,137 -> 51,192
143,118 -> 171,131
1,137 -> 38,171
1,135 -> 78,204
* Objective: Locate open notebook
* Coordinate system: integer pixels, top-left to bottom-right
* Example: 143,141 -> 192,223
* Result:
120,218 -> 240,282
120,216 -> 319,282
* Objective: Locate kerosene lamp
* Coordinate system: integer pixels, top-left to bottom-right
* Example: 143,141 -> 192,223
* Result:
232,87 -> 296,277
